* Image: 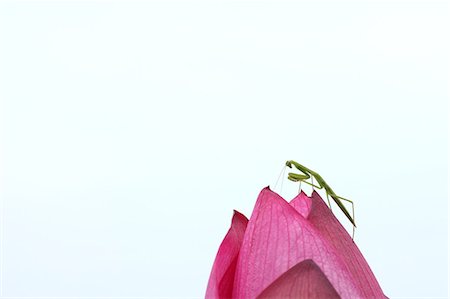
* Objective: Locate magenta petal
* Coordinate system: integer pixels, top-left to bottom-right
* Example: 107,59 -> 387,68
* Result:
233,187 -> 361,299
289,190 -> 312,218
206,210 -> 248,299
256,259 -> 340,299
290,191 -> 387,298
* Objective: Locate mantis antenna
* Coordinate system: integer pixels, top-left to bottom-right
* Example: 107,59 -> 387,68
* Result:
274,164 -> 287,192
285,160 -> 356,240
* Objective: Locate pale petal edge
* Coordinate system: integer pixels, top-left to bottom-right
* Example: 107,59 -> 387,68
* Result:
205,210 -> 248,299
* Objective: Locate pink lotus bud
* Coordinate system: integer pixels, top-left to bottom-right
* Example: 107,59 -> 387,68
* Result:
206,187 -> 387,299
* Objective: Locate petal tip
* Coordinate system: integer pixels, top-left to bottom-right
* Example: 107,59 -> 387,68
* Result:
231,210 -> 249,225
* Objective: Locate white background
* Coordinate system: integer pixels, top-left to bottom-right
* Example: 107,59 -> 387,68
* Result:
0,0 -> 448,298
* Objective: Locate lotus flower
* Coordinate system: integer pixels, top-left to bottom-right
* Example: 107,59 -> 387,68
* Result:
206,187 -> 387,299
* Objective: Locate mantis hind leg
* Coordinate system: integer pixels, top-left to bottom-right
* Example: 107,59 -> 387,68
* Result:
326,193 -> 332,211
336,195 -> 356,240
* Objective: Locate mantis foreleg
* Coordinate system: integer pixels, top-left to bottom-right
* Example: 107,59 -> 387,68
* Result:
287,173 -> 310,182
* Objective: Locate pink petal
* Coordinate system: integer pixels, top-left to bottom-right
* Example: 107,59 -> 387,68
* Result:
233,187 -> 361,299
289,190 -> 312,218
256,259 -> 340,299
206,210 -> 248,299
290,191 -> 387,298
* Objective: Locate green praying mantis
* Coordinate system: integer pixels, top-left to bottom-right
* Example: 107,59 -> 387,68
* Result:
285,160 -> 356,239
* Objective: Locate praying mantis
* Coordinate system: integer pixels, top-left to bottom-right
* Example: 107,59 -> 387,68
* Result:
285,160 -> 356,238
